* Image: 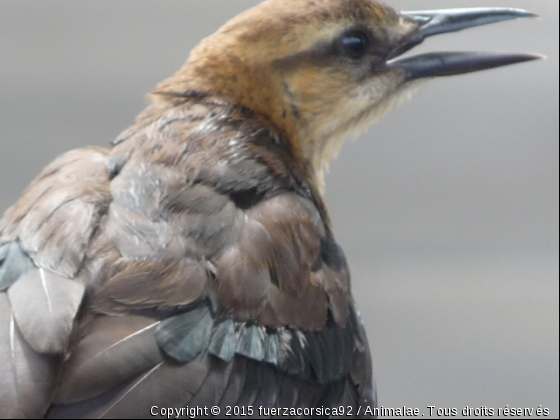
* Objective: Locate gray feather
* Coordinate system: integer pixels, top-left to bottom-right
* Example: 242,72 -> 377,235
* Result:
0,242 -> 32,291
236,324 -> 266,362
208,318 -> 236,362
50,357 -> 212,419
264,331 -> 279,365
0,293 -> 61,418
54,315 -> 164,405
155,303 -> 213,363
187,357 -> 234,408
8,267 -> 85,354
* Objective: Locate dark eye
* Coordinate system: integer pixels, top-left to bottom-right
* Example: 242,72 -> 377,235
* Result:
340,30 -> 369,59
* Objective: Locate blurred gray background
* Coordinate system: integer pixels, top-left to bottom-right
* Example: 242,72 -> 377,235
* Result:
0,1 -> 557,418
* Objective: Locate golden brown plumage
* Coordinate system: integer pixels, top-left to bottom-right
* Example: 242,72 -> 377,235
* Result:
153,0 -> 416,191
0,0 -> 540,418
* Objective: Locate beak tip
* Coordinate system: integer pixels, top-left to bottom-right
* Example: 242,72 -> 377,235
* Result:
520,53 -> 547,62
532,53 -> 547,61
507,8 -> 539,19
519,10 -> 540,19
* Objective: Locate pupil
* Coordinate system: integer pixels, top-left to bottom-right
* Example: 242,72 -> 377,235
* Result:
342,34 -> 366,57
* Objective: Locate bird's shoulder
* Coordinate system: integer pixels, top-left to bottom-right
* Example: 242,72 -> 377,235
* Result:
86,97 -> 351,329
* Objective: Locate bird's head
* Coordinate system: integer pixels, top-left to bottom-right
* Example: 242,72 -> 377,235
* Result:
152,0 -> 540,191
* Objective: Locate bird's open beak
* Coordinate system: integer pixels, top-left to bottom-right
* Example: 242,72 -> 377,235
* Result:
388,8 -> 543,81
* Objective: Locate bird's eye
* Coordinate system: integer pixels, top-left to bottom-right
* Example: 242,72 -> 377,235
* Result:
340,30 -> 369,59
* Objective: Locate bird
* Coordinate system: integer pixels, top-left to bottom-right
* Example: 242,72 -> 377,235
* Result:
0,0 -> 541,418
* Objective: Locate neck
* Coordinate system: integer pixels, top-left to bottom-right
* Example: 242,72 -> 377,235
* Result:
149,62 -> 337,196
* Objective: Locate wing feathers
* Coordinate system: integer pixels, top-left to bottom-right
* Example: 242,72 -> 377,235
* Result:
208,318 -> 236,362
0,242 -> 32,291
1,148 -> 111,278
276,374 -> 299,408
235,356 -> 262,408
236,324 -> 266,362
94,258 -> 210,313
155,303 -> 213,363
0,294 -> 61,418
187,357 -> 234,408
253,365 -> 281,410
98,356 -> 211,419
218,355 -> 248,408
54,315 -> 163,405
8,268 -> 85,354
49,357 -> 213,419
